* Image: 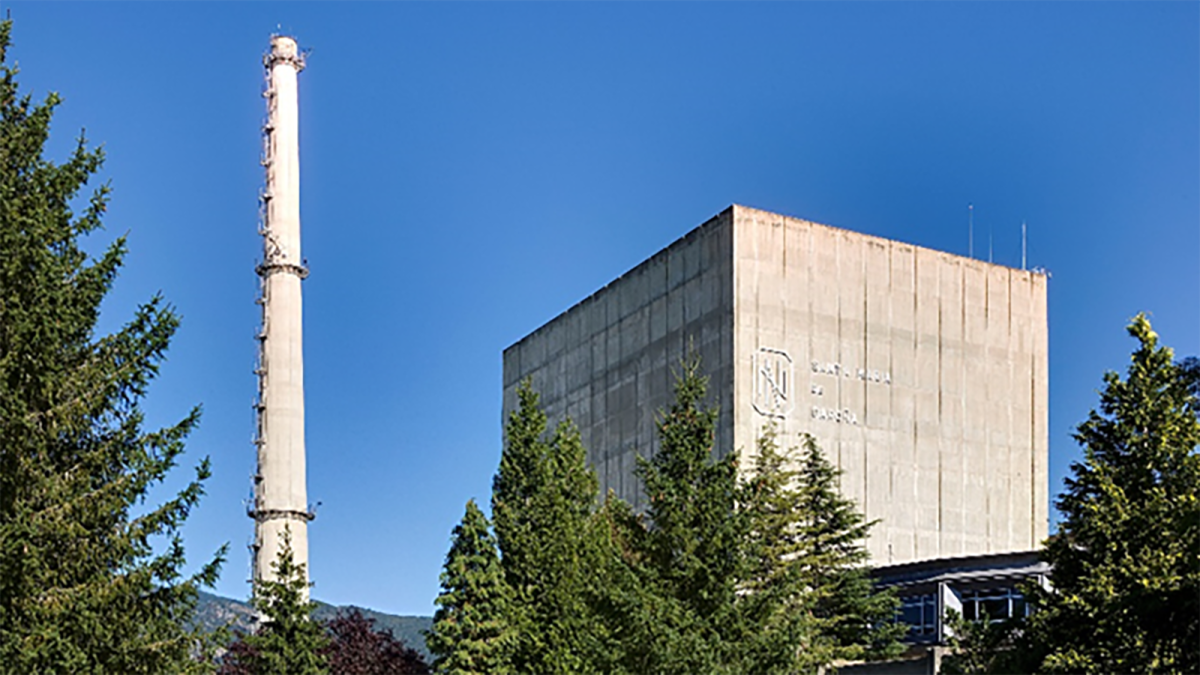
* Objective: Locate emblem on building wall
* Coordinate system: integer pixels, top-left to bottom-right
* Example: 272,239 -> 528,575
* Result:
752,347 -> 793,418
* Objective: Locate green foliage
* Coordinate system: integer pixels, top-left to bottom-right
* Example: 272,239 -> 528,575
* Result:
0,19 -> 224,673
427,500 -> 513,675
789,433 -> 905,664
445,359 -> 902,673
562,356 -> 902,674
940,609 -> 1020,675
1180,356 -> 1200,401
607,353 -> 744,674
738,427 -> 904,673
1016,314 -> 1200,673
735,426 -> 826,674
491,380 -> 611,673
233,527 -> 330,675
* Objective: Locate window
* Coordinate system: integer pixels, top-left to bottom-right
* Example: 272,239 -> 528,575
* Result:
898,593 -> 937,637
961,587 -> 1029,623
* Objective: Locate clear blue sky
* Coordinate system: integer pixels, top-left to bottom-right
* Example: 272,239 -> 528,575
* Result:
4,2 -> 1196,617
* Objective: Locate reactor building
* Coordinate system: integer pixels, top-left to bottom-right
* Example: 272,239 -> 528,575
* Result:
502,204 -> 1048,566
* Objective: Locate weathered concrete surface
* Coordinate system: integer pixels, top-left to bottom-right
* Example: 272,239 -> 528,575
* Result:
838,647 -> 944,675
503,205 -> 1049,565
254,35 -> 311,584
503,211 -> 736,512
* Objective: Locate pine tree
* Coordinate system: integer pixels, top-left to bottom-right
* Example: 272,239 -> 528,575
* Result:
605,359 -> 902,673
791,433 -> 905,664
1180,356 -> 1200,400
427,499 -> 513,675
1017,314 -> 1200,674
940,607 -> 1020,675
735,426 -> 826,674
223,527 -> 329,675
613,354 -> 745,674
0,19 -> 225,673
490,381 -> 610,673
737,427 -> 904,674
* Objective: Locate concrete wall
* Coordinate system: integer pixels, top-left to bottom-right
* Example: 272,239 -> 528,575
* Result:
730,205 -> 1048,564
254,35 -> 310,583
502,205 -> 1048,565
502,211 -> 735,511
839,649 -> 943,675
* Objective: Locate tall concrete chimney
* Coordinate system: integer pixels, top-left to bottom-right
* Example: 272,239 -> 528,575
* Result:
252,34 -> 312,585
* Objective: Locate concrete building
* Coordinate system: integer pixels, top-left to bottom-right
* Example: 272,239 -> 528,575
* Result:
250,35 -> 313,584
843,551 -> 1051,674
502,204 -> 1048,566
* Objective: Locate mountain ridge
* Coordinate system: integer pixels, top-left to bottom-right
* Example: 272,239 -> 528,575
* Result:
194,591 -> 432,659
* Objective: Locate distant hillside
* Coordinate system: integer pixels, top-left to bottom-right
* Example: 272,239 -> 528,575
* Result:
195,591 -> 432,659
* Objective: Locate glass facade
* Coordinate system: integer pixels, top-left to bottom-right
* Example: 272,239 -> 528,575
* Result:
877,551 -> 1049,648
898,593 -> 937,638
961,587 -> 1029,623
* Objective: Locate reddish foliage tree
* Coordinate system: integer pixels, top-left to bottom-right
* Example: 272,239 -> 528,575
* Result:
218,610 -> 429,675
324,609 -> 430,675
215,638 -> 258,675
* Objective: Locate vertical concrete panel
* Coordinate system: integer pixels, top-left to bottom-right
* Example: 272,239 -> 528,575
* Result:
667,241 -> 686,292
713,217 -> 737,470
1031,274 -> 1050,544
667,287 -> 684,335
987,266 -> 1013,550
836,231 -> 867,513
1008,275 -> 1033,548
863,239 -> 891,556
649,296 -> 667,344
889,244 -> 918,561
961,263 -> 988,553
683,276 -> 705,327
647,255 -> 667,302
758,219 -> 786,340
502,205 -> 1047,566
502,342 -> 520,388
937,255 -> 965,556
682,231 -> 701,283
731,211 -> 758,472
914,247 -> 942,559
781,219 -> 811,443
809,221 -> 841,460
589,330 -> 606,379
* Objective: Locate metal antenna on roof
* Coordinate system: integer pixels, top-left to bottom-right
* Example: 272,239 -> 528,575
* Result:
968,204 -> 974,259
1022,220 -> 1027,271
988,221 -> 993,263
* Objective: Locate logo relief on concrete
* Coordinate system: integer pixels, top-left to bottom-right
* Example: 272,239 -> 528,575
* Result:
752,347 -> 793,418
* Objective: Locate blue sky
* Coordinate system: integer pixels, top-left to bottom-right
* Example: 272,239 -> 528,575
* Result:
4,2 -> 1196,617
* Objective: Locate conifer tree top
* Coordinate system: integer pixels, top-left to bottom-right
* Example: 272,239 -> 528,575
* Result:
0,18 -> 225,672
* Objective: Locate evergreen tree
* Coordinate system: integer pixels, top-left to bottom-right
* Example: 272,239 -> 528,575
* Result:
491,381 -> 611,673
1179,356 -> 1200,401
603,359 -> 902,673
427,500 -> 513,675
940,608 -> 1021,675
738,427 -> 904,673
0,19 -> 224,673
1016,314 -> 1200,674
735,426 -> 826,674
613,354 -> 745,674
790,433 -> 905,664
222,527 -> 329,675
